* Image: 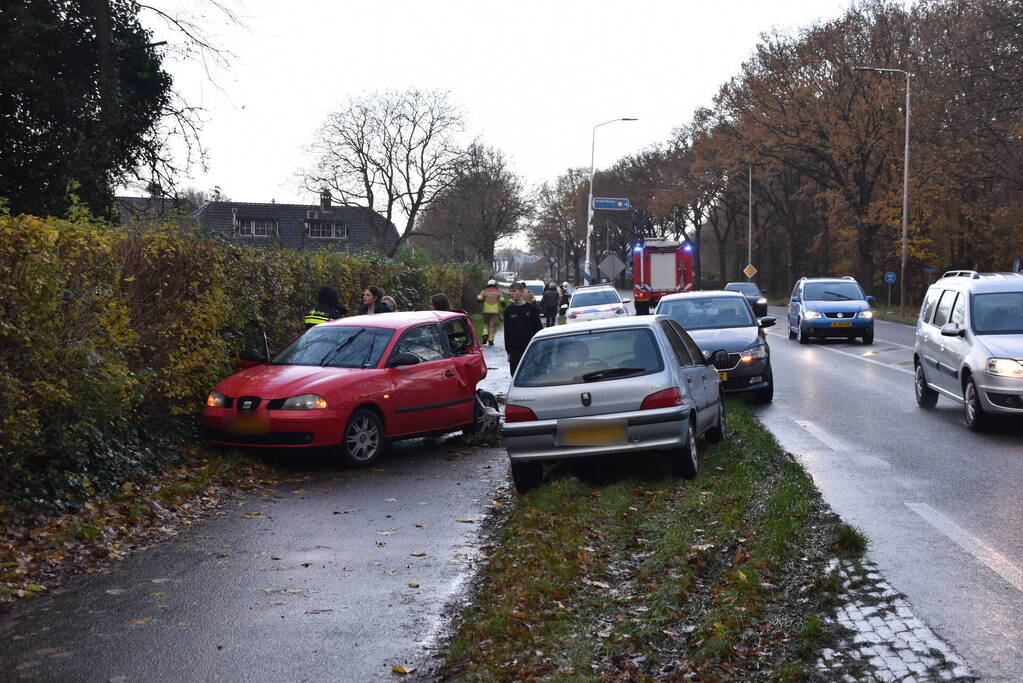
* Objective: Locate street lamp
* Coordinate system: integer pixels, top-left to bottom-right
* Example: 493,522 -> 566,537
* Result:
585,117 -> 637,285
853,65 -> 913,316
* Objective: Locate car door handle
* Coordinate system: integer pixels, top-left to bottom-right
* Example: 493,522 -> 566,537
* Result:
445,370 -> 455,377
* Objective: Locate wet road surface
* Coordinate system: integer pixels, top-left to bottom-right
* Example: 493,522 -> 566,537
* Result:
756,307 -> 1023,680
0,438 -> 509,682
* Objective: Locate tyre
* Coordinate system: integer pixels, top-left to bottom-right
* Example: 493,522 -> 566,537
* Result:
705,395 -> 726,443
635,301 -> 651,316
511,460 -> 543,493
964,377 -> 989,432
862,329 -> 874,344
339,409 -> 385,467
797,319 -> 810,345
914,363 -> 938,408
669,419 -> 699,479
463,390 -> 499,435
753,377 -> 774,403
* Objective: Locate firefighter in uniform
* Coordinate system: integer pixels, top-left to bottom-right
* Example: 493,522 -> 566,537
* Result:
477,279 -> 507,346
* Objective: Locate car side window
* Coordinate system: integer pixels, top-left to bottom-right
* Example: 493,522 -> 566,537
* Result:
933,290 -> 957,327
670,320 -> 705,366
791,283 -> 800,299
394,324 -> 447,362
951,292 -> 966,327
659,320 -> 693,366
921,288 -> 941,324
441,318 -> 473,355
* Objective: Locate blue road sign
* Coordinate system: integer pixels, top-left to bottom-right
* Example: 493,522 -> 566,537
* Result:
922,267 -> 937,274
593,197 -> 630,211
884,271 -> 897,284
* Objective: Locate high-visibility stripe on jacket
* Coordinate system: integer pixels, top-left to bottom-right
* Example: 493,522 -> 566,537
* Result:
477,287 -> 505,314
304,308 -> 332,326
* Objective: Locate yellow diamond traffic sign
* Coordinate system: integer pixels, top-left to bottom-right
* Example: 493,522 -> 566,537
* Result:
743,263 -> 758,279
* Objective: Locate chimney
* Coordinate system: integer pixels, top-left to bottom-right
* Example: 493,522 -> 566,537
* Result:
320,189 -> 331,212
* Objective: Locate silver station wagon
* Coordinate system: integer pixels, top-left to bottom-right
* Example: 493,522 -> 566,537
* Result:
501,316 -> 727,493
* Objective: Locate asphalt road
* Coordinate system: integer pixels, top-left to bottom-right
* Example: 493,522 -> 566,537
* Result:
756,306 -> 1023,681
0,438 -> 509,682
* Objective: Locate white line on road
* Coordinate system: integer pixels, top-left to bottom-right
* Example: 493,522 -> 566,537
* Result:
906,501 -> 1023,593
766,331 -> 914,376
794,420 -> 854,452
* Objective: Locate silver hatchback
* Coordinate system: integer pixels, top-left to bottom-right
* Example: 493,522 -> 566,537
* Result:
501,316 -> 727,492
914,271 -> 1023,430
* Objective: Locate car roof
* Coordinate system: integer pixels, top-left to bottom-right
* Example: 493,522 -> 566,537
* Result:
571,284 -> 617,292
530,315 -> 661,340
657,290 -> 746,303
930,272 -> 1023,294
319,310 -> 466,330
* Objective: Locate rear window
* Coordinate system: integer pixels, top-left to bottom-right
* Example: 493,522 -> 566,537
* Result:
657,296 -> 755,330
514,328 -> 664,387
525,283 -> 545,296
570,289 -> 620,307
972,292 -> 1023,335
272,326 -> 394,368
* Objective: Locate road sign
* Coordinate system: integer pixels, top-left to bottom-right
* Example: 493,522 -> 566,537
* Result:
884,271 -> 897,284
592,197 -> 630,211
922,267 -> 937,273
743,264 -> 758,279
599,253 -> 626,279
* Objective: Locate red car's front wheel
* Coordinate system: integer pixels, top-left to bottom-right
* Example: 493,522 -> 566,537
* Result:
340,409 -> 384,467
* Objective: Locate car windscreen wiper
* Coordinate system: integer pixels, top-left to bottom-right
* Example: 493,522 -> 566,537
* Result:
822,290 -> 854,300
319,329 -> 365,366
582,367 -> 646,382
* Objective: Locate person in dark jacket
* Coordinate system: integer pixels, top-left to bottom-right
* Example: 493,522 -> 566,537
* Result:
503,281 -> 544,375
540,281 -> 560,327
358,285 -> 393,315
304,285 -> 347,328
430,293 -> 451,311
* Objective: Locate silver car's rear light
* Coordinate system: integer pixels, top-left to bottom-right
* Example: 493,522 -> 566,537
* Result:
505,405 -> 538,422
640,387 -> 683,410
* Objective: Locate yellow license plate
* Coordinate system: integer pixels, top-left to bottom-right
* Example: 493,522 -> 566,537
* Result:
831,321 -> 853,327
558,420 -> 627,447
718,371 -> 728,381
230,416 -> 269,435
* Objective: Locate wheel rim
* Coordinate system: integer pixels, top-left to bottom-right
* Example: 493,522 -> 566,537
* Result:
688,424 -> 698,469
719,401 -> 726,438
477,398 -> 498,434
346,415 -> 380,462
915,367 -> 925,400
965,382 -> 977,425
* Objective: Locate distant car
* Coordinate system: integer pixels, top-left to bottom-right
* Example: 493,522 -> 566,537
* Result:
202,311 -> 498,466
501,316 -> 727,493
787,276 -> 875,344
914,270 -> 1023,431
565,284 -> 630,323
520,279 -> 546,303
656,290 -> 776,402
724,282 -> 768,317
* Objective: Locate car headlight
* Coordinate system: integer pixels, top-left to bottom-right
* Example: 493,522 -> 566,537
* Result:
740,342 -> 768,362
987,358 -> 1023,377
859,310 -> 874,319
803,310 -> 822,319
281,393 -> 329,410
756,297 -> 767,304
206,390 -> 227,408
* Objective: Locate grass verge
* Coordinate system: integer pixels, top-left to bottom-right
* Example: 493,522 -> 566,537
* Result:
438,401 -> 864,681
871,307 -> 918,325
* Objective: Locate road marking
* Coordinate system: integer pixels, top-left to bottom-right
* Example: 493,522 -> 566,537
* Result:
766,331 -> 914,376
794,420 -> 853,451
906,501 -> 1023,592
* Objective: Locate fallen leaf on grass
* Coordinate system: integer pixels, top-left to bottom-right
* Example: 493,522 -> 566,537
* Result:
455,519 -> 475,524
130,618 -> 150,625
409,552 -> 426,557
414,523 -> 425,528
150,578 -> 169,584
269,600 -> 284,605
392,665 -> 416,675
377,529 -> 395,535
384,498 -> 397,502
292,489 -> 306,494
408,583 -> 419,588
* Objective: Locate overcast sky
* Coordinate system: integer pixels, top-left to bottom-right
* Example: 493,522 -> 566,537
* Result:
151,0 -> 858,204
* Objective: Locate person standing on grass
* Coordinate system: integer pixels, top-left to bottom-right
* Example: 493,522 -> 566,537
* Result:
540,281 -> 560,327
503,281 -> 543,375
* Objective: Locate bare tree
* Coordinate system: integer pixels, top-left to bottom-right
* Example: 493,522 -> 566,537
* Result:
302,89 -> 467,255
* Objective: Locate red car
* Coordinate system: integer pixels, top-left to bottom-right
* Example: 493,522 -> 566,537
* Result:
202,311 -> 497,466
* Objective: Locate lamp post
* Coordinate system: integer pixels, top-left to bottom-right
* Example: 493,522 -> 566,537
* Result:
585,117 -> 637,285
853,65 -> 913,316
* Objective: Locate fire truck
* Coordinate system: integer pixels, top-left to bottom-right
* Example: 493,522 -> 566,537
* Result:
632,239 -> 695,315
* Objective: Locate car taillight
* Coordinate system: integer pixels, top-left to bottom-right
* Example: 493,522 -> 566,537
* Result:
505,405 -> 538,422
641,387 -> 683,410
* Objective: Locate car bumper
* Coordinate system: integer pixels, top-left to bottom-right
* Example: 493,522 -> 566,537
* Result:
202,407 -> 345,448
718,358 -> 772,393
804,319 -> 872,336
501,404 -> 690,461
975,374 -> 1023,414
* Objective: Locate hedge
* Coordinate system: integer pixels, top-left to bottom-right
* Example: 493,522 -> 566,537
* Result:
0,214 -> 488,507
